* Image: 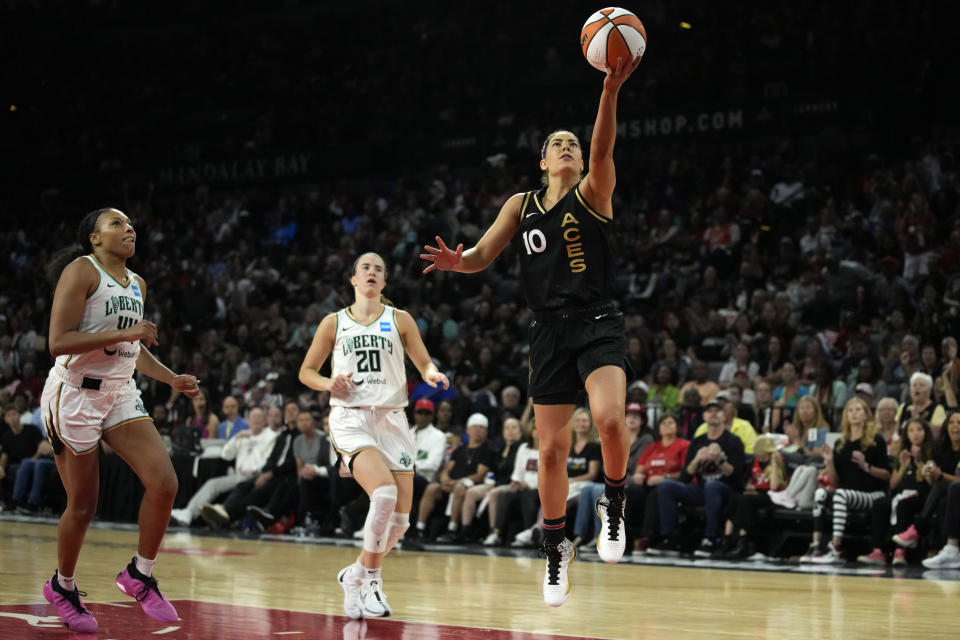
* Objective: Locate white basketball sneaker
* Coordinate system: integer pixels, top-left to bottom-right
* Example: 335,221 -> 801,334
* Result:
337,565 -> 363,619
359,578 -> 392,617
923,544 -> 960,569
542,539 -> 575,607
595,494 -> 626,563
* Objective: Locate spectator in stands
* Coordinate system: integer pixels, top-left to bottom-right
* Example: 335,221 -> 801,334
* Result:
259,372 -> 284,409
514,407 -> 601,547
652,396 -> 745,557
752,379 -> 783,434
5,405 -> 54,512
758,335 -> 787,383
897,372 -> 947,437
677,387 -> 704,441
680,360 -> 720,407
170,406 -> 277,526
938,337 -> 960,405
651,337 -> 691,385
199,407 -> 299,529
801,397 -> 891,564
647,365 -> 681,414
719,342 -> 759,386
282,400 -> 300,429
922,479 -> 960,569
693,390 -> 758,454
809,361 -> 848,418
409,398 -> 446,520
915,411 -> 960,545
500,386 -> 523,418
573,402 -> 652,551
782,396 -> 830,459
773,362 -> 808,416
875,397 -> 902,455
186,388 -> 220,439
859,417 -> 936,565
412,413 -> 493,542
293,410 -> 333,531
485,422 -> 540,547
218,395 -> 248,439
853,381 -> 877,410
628,413 -> 690,553
719,435 -> 786,558
452,416 -> 523,543
725,383 -> 757,426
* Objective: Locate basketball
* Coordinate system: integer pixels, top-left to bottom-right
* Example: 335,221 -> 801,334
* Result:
580,7 -> 647,72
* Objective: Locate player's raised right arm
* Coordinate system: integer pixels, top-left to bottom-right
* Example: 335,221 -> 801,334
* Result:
420,192 -> 523,274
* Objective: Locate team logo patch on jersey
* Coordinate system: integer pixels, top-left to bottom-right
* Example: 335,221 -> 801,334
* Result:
399,452 -> 413,468
379,321 -> 391,332
131,284 -> 142,298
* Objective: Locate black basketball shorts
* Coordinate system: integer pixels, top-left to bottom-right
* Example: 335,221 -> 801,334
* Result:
527,308 -> 627,405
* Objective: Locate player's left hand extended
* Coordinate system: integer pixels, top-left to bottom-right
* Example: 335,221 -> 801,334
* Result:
603,55 -> 642,91
171,374 -> 200,398
420,237 -> 463,274
425,372 -> 450,390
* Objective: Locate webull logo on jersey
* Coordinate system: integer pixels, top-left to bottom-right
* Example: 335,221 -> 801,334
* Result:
103,295 -> 143,317
131,283 -> 142,298
379,321 -> 391,332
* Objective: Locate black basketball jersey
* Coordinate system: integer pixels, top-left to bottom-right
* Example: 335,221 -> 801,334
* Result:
512,182 -> 617,311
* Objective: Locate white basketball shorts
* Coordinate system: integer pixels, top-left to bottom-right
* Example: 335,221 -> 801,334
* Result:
40,365 -> 149,455
329,405 -> 416,474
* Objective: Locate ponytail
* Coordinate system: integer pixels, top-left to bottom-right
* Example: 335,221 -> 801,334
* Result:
45,209 -> 108,287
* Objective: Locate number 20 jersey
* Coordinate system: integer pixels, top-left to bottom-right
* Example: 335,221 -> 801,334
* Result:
329,305 -> 408,408
512,183 -> 617,311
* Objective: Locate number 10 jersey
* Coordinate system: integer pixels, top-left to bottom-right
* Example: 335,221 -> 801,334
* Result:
329,305 -> 408,409
513,182 -> 617,311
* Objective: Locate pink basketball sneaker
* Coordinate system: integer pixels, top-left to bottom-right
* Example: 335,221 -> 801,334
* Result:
116,558 -> 179,622
43,572 -> 98,634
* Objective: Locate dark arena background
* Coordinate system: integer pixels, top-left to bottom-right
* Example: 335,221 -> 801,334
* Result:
2,1 -> 960,639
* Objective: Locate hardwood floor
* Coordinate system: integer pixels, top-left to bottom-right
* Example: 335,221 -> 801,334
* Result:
1,518 -> 957,639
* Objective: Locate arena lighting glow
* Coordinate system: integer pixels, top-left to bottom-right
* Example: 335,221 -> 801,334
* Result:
680,21 -> 692,29
8,105 -> 15,111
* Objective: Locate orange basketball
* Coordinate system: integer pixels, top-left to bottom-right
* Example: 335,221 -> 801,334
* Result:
580,7 -> 647,72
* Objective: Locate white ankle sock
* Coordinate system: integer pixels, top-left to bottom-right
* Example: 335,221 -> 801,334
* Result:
58,573 -> 75,591
135,553 -> 156,577
447,521 -> 457,532
416,521 -> 426,531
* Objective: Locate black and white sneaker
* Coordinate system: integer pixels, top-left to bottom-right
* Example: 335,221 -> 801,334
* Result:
359,578 -> 392,617
694,537 -> 717,558
595,494 -> 626,563
646,536 -> 681,556
541,539 -> 575,607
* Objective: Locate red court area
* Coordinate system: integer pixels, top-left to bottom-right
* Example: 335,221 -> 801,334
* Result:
0,600 -> 599,640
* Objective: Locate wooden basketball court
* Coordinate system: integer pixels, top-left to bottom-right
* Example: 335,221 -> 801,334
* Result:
1,517 -> 957,639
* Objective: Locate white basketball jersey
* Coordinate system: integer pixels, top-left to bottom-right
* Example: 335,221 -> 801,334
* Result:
330,305 -> 407,408
56,255 -> 143,380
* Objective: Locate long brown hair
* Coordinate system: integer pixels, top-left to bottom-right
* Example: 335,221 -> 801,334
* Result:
794,396 -> 828,444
